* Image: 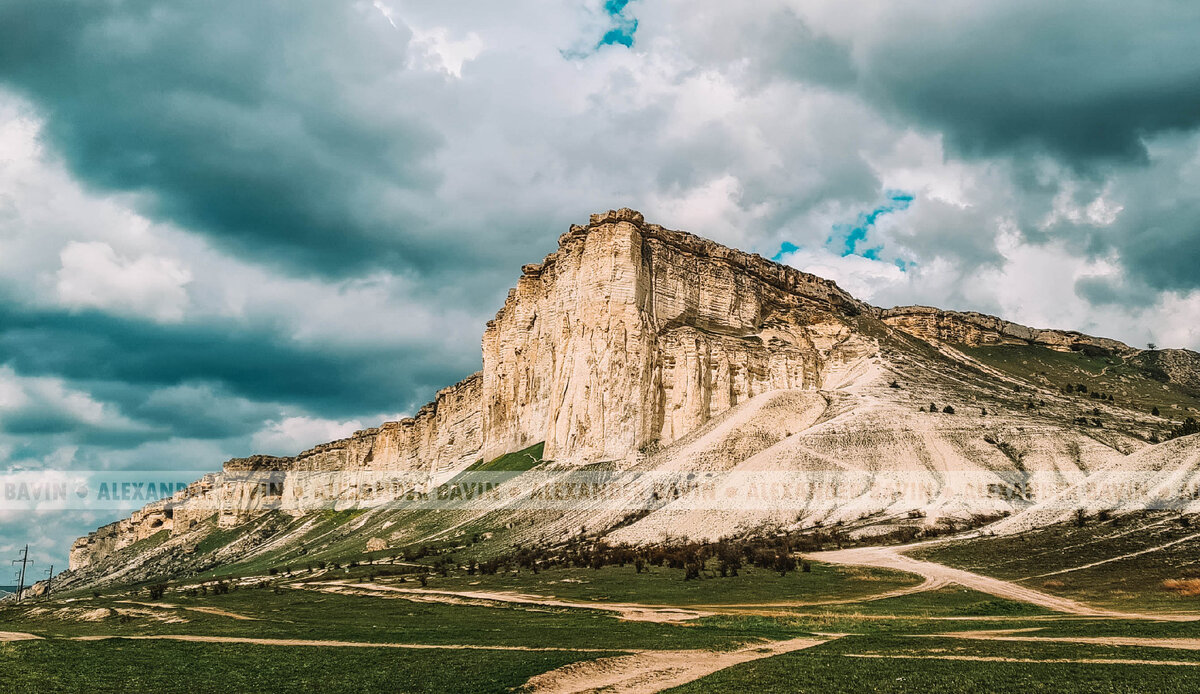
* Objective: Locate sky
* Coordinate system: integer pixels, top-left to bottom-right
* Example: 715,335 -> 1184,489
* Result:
1,0 -> 1200,572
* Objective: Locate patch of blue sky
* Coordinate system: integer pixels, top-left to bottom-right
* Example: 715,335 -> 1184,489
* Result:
597,0 -> 637,48
772,241 -> 799,261
827,190 -> 913,258
773,190 -> 915,270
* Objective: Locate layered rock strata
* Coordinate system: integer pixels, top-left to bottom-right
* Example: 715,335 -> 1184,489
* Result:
879,305 -> 1133,353
68,209 -> 1156,571
71,209 -> 879,568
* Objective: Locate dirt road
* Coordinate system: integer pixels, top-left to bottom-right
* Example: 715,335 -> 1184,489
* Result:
306,581 -> 711,623
921,628 -> 1200,650
69,634 -> 617,652
812,545 -> 1200,621
843,653 -> 1200,667
120,601 -> 258,620
522,637 -> 830,694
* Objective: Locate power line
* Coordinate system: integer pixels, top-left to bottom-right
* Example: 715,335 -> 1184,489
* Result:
11,544 -> 32,603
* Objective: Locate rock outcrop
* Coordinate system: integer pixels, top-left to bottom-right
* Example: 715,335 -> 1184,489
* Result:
69,208 -> 1171,573
481,208 -> 875,462
70,209 -> 879,569
879,305 -> 1133,354
1133,349 -> 1200,394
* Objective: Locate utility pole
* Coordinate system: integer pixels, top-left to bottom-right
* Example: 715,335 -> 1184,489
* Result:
11,544 -> 31,602
43,564 -> 54,599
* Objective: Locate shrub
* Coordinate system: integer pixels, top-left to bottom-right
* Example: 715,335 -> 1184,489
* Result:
942,405 -> 956,414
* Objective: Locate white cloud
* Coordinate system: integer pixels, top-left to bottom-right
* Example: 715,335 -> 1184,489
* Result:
250,416 -> 366,456
0,366 -> 139,432
1041,181 -> 1124,229
55,241 -> 192,322
778,246 -> 906,302
408,25 -> 483,77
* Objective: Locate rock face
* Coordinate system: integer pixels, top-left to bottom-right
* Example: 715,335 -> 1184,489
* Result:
68,208 -> 1161,572
481,208 -> 875,462
1133,349 -> 1200,394
879,305 -> 1133,354
69,209 -> 879,569
223,372 -> 485,475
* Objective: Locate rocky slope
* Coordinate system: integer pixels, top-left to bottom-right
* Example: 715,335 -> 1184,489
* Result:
879,305 -> 1133,354
60,209 -> 1200,588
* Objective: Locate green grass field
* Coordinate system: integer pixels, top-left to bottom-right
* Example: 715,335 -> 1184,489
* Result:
424,558 -> 921,606
966,344 -> 1200,421
668,642 -> 1200,693
8,548 -> 1200,693
912,513 -> 1200,613
0,640 -> 608,694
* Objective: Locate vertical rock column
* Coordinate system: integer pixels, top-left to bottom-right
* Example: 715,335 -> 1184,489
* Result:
544,214 -> 659,461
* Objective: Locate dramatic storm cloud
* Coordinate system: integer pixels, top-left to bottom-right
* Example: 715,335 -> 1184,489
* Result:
1,0 -> 1199,567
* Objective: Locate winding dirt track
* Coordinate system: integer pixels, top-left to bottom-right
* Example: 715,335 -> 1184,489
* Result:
69,634 -> 616,652
843,654 -> 1200,667
812,545 -> 1200,621
1031,530 -> 1200,579
521,637 -> 831,694
918,628 -> 1200,651
120,601 -> 258,620
305,581 -> 711,623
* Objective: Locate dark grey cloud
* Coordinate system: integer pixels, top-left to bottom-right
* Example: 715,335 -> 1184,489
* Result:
0,0 -> 455,277
847,2 -> 1200,167
4,0 -> 1200,575
0,302 -> 477,422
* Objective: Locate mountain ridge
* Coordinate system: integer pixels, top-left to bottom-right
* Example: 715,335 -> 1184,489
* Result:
57,209 -> 1200,592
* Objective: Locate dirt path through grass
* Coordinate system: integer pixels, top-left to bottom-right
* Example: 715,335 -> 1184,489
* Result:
303,575 -> 941,621
120,601 -> 258,620
0,631 -> 41,642
303,581 -> 712,622
1030,529 -> 1200,579
843,653 -> 1200,667
68,634 -> 618,652
521,637 -> 830,693
693,574 -> 949,611
919,628 -> 1200,650
812,545 -> 1200,621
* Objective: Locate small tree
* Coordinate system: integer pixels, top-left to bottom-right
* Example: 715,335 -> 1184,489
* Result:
942,405 -> 956,414
1152,406 -> 1161,417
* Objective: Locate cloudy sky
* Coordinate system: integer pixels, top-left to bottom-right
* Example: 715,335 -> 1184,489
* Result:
2,0 -> 1199,571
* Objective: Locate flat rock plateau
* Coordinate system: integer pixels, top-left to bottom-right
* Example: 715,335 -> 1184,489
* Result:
55,208 -> 1200,593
